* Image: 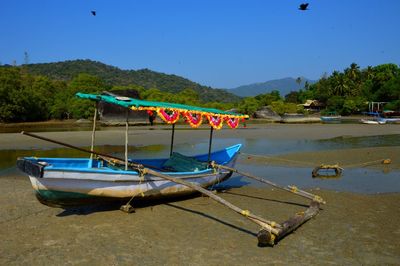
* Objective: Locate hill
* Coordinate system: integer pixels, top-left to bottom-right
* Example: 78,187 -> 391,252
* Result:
228,77 -> 316,97
24,59 -> 241,103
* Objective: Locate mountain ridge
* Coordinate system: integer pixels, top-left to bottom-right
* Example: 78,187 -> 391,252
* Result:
22,59 -> 241,103
228,77 -> 317,97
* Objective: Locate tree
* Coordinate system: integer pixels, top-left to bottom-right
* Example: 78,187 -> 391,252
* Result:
285,91 -> 300,103
237,97 -> 260,115
66,74 -> 108,119
296,77 -> 302,89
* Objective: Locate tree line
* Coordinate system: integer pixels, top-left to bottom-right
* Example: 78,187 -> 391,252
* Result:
0,62 -> 399,123
237,63 -> 400,116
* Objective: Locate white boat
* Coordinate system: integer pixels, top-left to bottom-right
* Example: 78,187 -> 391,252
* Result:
17,144 -> 241,206
360,118 -> 386,125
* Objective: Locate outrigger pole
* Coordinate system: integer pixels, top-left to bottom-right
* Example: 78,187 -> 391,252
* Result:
21,131 -> 322,246
170,123 -> 175,156
89,102 -> 98,160
207,126 -> 214,162
125,109 -> 129,170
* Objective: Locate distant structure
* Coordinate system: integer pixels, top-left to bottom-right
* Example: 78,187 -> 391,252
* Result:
302,100 -> 324,112
98,90 -> 148,123
298,3 -> 309,11
368,102 -> 387,113
91,10 -> 96,16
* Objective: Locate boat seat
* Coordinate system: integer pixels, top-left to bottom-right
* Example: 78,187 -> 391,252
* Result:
162,152 -> 209,172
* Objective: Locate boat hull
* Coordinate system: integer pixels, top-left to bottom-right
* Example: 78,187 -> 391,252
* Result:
19,145 -> 240,207
320,116 -> 341,123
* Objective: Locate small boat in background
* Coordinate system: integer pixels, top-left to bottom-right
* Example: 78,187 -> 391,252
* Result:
360,118 -> 386,125
360,112 -> 386,125
320,112 -> 341,123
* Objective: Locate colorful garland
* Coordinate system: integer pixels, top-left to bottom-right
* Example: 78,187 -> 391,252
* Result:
133,106 -> 247,129
206,115 -> 224,130
183,112 -> 203,128
225,117 -> 240,129
157,108 -> 180,124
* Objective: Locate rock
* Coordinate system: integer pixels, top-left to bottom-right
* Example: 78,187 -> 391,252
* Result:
254,106 -> 281,121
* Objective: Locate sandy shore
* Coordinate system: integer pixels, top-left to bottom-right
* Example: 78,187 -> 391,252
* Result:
1,123 -> 400,150
0,182 -> 399,265
1,123 -> 400,265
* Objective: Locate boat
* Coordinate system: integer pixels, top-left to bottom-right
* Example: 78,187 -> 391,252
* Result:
320,112 -> 341,123
17,144 -> 241,206
17,91 -> 323,246
360,111 -> 386,125
360,118 -> 386,125
17,92 -> 247,207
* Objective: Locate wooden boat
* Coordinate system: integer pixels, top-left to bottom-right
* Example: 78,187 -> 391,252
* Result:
320,112 -> 341,123
17,91 -> 323,246
17,91 -> 248,207
17,144 -> 241,206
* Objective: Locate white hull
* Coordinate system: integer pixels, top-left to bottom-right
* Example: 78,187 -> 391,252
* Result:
29,168 -> 233,199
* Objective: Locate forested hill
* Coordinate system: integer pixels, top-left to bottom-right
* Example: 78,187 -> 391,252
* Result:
24,59 -> 240,103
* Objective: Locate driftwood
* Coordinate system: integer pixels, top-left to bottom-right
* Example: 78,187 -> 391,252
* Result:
258,200 -> 320,246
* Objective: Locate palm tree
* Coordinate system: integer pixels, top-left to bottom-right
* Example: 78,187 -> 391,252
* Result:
296,77 -> 302,90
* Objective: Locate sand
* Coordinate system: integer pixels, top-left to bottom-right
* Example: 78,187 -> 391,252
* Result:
1,123 -> 400,265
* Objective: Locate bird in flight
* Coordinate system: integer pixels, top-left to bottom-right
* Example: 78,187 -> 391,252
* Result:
91,10 -> 96,16
298,3 -> 309,11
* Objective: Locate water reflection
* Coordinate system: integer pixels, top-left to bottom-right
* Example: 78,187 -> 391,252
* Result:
1,134 -> 399,194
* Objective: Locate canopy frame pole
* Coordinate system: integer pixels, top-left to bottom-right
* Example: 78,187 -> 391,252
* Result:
170,123 -> 175,157
207,126 -> 214,163
90,102 -> 98,160
125,109 -> 129,170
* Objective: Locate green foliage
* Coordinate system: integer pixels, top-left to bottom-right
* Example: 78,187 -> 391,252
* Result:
0,68 -> 60,122
285,91 -> 300,103
237,97 -> 260,115
24,59 -> 241,103
297,63 -> 400,115
269,101 -> 303,115
2,61 -> 399,122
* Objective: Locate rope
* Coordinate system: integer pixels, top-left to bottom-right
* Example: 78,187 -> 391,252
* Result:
241,152 -> 391,169
343,159 -> 391,168
240,152 -> 316,166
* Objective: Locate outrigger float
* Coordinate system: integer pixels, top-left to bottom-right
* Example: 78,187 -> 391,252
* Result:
17,91 -> 324,246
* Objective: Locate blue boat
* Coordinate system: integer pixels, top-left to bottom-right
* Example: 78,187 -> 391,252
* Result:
17,144 -> 241,206
17,92 -> 248,207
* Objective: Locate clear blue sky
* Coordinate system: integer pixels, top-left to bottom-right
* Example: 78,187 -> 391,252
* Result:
1,0 -> 399,88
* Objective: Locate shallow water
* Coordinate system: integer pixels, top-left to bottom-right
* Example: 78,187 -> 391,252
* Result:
219,163 -> 400,194
1,134 -> 399,194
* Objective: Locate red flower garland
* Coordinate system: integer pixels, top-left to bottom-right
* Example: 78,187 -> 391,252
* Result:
225,117 -> 240,129
183,112 -> 203,128
157,109 -> 180,124
206,115 -> 224,129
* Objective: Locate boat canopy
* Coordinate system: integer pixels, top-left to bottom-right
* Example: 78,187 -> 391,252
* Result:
76,92 -> 248,129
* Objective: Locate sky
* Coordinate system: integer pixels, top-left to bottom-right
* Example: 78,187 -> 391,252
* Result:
1,0 -> 400,88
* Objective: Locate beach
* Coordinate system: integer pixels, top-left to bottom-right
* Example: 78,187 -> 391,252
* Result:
1,123 -> 400,265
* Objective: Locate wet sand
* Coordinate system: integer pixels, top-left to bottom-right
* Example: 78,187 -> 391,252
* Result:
1,123 -> 400,265
1,123 -> 400,150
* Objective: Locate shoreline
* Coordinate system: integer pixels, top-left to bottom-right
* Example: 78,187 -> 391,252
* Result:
1,123 -> 400,150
